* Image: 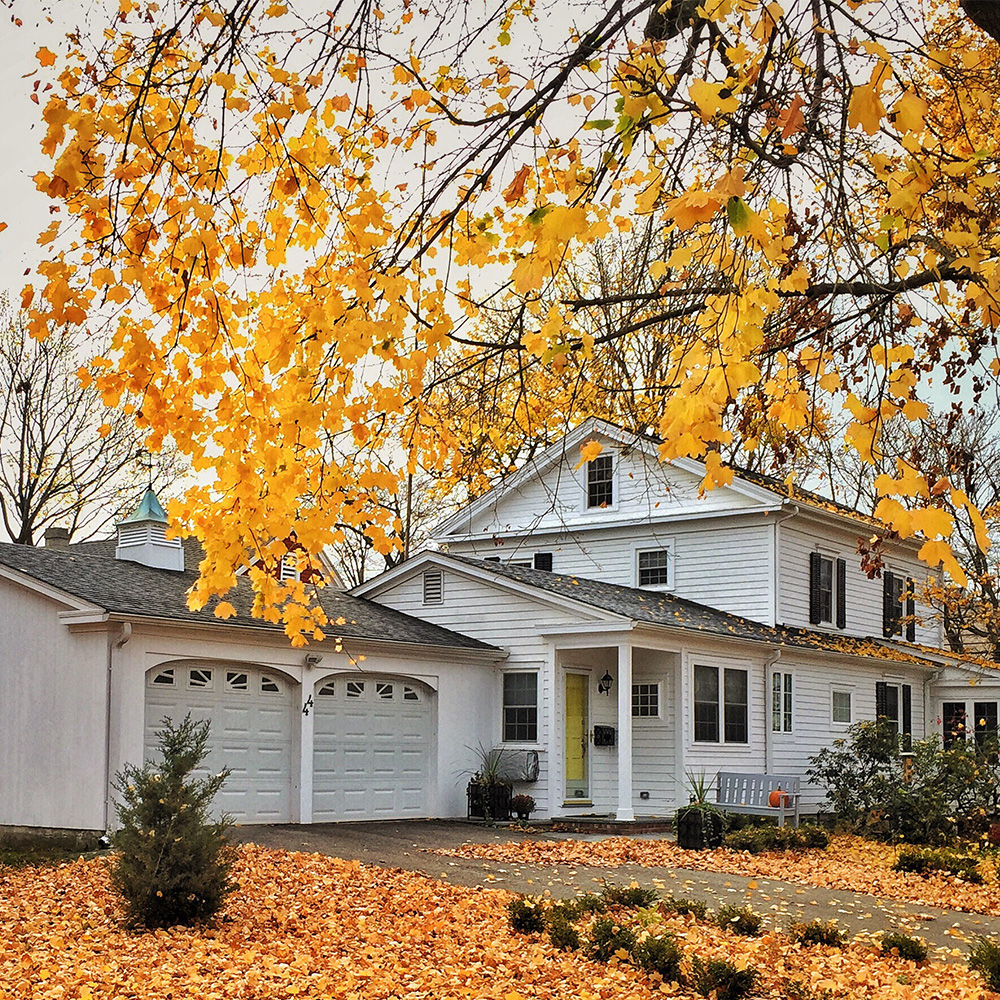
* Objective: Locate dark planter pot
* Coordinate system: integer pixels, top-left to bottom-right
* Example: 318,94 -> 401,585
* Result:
467,781 -> 513,821
676,805 -> 725,849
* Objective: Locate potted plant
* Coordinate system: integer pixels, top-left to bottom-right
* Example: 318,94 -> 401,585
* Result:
466,743 -> 513,822
675,771 -> 725,849
511,793 -> 536,822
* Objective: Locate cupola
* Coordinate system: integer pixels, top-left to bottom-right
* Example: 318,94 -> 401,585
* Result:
115,489 -> 184,571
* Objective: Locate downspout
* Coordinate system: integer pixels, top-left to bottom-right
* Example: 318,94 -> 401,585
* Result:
923,667 -> 944,740
763,649 -> 781,772
104,622 -> 132,832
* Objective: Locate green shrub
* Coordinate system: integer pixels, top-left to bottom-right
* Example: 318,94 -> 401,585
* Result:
791,919 -> 846,948
880,931 -> 928,962
601,884 -> 658,908
587,917 -> 637,961
893,845 -> 983,883
547,913 -> 580,951
690,956 -> 759,1000
724,823 -> 829,854
549,893 -> 605,921
969,936 -> 1000,991
508,897 -> 546,934
110,715 -> 236,929
715,904 -> 763,936
631,933 -> 683,982
661,896 -> 709,920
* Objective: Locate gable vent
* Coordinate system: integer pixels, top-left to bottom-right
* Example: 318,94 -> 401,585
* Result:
422,568 -> 443,605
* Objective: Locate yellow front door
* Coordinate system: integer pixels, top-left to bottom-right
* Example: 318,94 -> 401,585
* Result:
564,673 -> 589,801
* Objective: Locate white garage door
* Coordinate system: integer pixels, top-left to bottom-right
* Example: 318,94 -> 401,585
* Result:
313,675 -> 434,821
145,664 -> 294,824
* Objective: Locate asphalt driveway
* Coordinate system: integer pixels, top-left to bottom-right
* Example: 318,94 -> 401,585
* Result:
237,820 -> 1000,959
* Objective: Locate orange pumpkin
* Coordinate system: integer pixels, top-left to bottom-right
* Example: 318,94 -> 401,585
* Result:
768,788 -> 790,808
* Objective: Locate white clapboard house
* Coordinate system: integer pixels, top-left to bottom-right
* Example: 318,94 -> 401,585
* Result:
1,417 -> 997,835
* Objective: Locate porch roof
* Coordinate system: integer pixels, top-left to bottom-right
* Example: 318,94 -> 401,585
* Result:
451,556 -> 943,668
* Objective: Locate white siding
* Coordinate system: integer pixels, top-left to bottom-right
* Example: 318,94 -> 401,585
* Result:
372,566 -> 608,816
448,518 -> 775,624
0,578 -> 109,830
779,519 -> 939,645
631,648 -> 679,815
447,435 -> 765,540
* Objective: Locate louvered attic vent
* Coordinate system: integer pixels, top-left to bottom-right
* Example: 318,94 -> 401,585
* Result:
422,568 -> 443,605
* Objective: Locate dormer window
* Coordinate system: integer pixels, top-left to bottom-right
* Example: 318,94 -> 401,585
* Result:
587,455 -> 614,508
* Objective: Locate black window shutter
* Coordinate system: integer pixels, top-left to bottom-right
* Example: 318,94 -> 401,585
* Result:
836,558 -> 847,630
875,681 -> 888,719
534,552 -> 553,571
882,572 -> 895,637
905,578 -> 916,642
902,684 -> 912,751
809,552 -> 823,624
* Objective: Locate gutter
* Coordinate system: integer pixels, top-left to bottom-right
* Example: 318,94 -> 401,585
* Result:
104,621 -> 132,831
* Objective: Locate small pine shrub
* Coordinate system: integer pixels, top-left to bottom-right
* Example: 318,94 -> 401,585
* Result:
691,956 -> 759,1000
547,914 -> 580,951
601,884 -> 658,908
110,715 -> 235,929
969,936 -> 1000,991
792,919 -> 846,948
508,897 -> 546,934
715,904 -> 763,936
588,917 -> 637,961
661,896 -> 709,920
893,846 -> 983,883
880,931 -> 928,962
550,893 -> 605,921
631,933 -> 683,982
800,825 -> 830,849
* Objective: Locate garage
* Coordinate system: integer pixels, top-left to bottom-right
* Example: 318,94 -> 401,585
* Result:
312,674 -> 434,821
144,663 -> 295,824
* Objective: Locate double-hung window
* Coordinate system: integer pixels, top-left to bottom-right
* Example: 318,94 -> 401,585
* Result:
876,681 -> 912,748
809,552 -> 846,629
502,672 -> 538,742
882,571 -> 916,641
587,455 -> 614,508
637,546 -> 673,589
772,672 -> 792,732
694,665 -> 748,743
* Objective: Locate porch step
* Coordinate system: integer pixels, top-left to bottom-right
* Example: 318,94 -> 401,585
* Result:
550,816 -> 674,835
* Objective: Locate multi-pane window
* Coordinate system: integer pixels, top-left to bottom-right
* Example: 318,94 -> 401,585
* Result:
638,548 -> 671,588
809,552 -> 846,628
975,702 -> 999,749
943,701 -> 968,748
883,572 -> 904,637
261,675 -> 280,693
771,672 -> 792,732
587,455 -> 614,508
832,688 -> 852,725
632,683 -> 659,718
189,668 -> 213,689
694,665 -> 748,743
502,672 -> 538,742
941,701 -> 998,749
226,671 -> 249,692
346,680 -> 365,699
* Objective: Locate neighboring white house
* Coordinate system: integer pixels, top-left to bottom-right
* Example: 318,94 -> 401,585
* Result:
0,491 -> 502,835
3,419 -> 998,834
357,417 -> 1000,820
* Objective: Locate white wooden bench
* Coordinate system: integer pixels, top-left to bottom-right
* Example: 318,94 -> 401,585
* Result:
715,772 -> 801,828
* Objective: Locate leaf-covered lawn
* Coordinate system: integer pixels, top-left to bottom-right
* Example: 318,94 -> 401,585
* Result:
436,835 -> 1000,916
0,844 -> 996,999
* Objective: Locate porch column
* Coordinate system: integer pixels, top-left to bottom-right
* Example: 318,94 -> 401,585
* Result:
616,642 -> 635,821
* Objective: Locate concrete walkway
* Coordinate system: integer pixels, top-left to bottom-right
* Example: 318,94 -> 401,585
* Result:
238,820 -> 1000,959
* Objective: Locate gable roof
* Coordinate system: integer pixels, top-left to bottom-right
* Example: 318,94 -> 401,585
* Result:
444,555 -> 943,667
0,541 -> 495,652
433,416 -> 888,538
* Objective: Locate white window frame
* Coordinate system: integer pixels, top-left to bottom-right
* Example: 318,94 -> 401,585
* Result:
693,661 -> 750,745
831,684 -> 853,727
632,681 -> 661,719
579,450 -> 619,513
771,670 -> 793,734
501,670 -> 539,744
635,542 -> 675,590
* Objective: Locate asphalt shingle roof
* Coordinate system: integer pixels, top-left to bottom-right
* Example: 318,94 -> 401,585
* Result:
453,556 -> 942,666
0,541 -> 495,651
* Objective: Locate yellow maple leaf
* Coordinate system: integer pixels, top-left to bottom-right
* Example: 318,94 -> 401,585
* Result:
847,82 -> 885,135
574,439 -> 603,469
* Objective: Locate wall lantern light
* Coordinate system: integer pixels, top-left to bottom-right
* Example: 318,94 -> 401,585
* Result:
598,670 -> 614,696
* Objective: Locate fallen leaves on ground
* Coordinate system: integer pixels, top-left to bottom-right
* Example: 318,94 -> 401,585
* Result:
0,845 -> 994,999
436,835 -> 1000,916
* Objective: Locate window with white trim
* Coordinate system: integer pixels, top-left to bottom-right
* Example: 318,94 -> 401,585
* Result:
188,668 -> 213,689
832,688 -> 853,725
260,675 -> 281,694
694,665 -> 748,743
346,680 -> 365,699
226,671 -> 249,692
771,672 -> 792,732
151,668 -> 175,686
587,455 -> 614,508
376,682 -> 394,700
637,546 -> 673,589
632,683 -> 659,718
502,672 -> 538,742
